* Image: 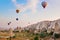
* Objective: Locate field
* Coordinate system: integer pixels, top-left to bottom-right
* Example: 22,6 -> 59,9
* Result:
0,31 -> 35,40
0,31 -> 60,40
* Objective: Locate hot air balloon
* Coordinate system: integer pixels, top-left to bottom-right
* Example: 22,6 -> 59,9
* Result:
41,1 -> 47,8
8,22 -> 11,25
16,18 -> 18,21
16,9 -> 20,13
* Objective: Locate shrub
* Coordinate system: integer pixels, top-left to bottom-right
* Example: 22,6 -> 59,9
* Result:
49,31 -> 54,35
13,30 -> 19,33
25,30 -> 29,33
54,33 -> 60,38
34,36 -> 39,40
35,33 -> 39,36
12,35 -> 16,38
11,34 -> 16,38
40,32 -> 48,38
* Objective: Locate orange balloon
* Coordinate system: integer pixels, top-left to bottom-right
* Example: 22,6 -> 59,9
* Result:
41,1 -> 47,8
16,9 -> 19,13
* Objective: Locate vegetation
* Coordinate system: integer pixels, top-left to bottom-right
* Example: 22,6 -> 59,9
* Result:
34,36 -> 39,40
54,33 -> 60,38
39,32 -> 48,38
13,30 -> 19,33
12,35 -> 16,38
0,30 -> 60,40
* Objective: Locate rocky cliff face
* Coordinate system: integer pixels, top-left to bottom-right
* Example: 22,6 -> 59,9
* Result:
25,19 -> 60,33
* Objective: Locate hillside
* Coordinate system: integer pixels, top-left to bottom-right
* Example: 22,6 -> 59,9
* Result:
25,19 -> 60,33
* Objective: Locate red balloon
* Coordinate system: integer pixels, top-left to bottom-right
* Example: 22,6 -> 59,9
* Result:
16,9 -> 20,13
41,1 -> 47,8
8,22 -> 11,25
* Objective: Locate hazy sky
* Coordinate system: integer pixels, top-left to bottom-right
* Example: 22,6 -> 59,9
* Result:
0,0 -> 60,29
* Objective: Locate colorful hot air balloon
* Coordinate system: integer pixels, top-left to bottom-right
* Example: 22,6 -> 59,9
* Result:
16,9 -> 20,13
16,18 -> 18,21
8,22 -> 11,25
41,1 -> 47,8
8,23 -> 9,25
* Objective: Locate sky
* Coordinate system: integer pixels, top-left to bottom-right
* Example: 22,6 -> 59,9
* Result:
0,0 -> 60,29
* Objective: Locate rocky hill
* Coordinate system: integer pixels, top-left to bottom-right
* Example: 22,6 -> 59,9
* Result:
25,19 -> 60,33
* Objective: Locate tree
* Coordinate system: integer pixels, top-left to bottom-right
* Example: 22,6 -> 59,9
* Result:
54,33 -> 60,38
34,36 -> 39,40
40,32 -> 47,38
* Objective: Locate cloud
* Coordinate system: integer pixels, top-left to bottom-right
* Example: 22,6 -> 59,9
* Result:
11,0 -> 39,14
29,0 -> 39,13
11,0 -> 41,26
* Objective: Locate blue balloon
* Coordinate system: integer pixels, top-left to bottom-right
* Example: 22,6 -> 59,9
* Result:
16,18 -> 18,21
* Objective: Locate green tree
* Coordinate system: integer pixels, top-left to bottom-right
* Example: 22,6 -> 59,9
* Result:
40,32 -> 47,38
54,33 -> 60,38
34,36 -> 39,40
